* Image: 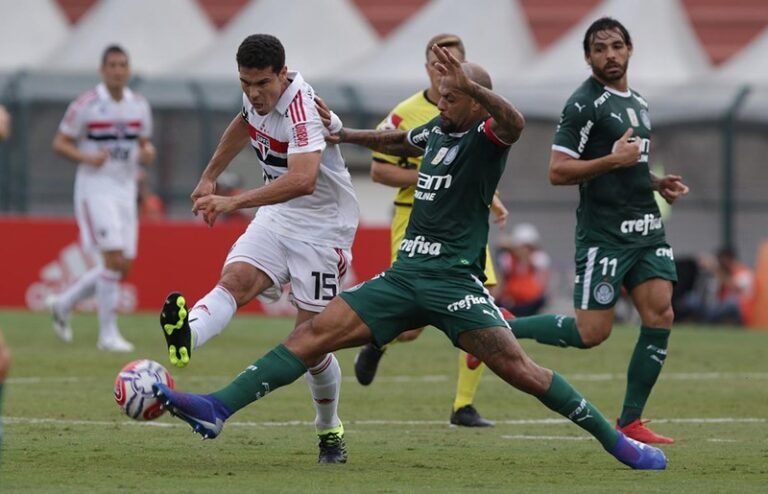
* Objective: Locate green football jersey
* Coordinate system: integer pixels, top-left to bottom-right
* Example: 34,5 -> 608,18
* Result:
553,77 -> 664,247
393,116 -> 511,280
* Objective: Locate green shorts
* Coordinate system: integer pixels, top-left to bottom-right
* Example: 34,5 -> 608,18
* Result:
573,243 -> 678,310
339,266 -> 509,347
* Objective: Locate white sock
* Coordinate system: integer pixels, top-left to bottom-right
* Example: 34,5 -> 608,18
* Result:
189,285 -> 237,349
57,267 -> 100,313
96,268 -> 121,340
305,353 -> 342,431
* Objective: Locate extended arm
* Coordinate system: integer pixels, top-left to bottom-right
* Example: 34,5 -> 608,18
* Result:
192,150 -> 321,226
192,114 -> 250,201
337,128 -> 423,157
432,44 -> 524,144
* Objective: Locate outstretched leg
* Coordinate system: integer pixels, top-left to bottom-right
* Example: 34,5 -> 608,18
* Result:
458,327 -> 667,470
155,297 -> 373,439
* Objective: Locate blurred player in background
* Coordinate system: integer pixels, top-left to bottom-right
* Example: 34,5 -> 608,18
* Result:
0,109 -> 11,460
159,34 -> 358,464
0,104 -> 10,140
0,331 -> 9,463
354,33 -> 508,427
154,46 -> 667,470
506,17 -> 689,444
49,45 -> 155,352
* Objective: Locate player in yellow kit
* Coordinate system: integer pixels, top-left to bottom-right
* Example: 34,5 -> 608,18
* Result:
353,33 -> 509,426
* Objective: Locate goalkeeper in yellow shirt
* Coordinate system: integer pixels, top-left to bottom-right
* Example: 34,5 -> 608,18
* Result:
353,33 -> 510,426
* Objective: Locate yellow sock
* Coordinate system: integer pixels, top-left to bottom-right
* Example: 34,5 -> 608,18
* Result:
453,350 -> 485,411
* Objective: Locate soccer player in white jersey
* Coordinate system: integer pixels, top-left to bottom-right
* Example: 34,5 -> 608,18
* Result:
49,45 -> 155,352
159,34 -> 358,464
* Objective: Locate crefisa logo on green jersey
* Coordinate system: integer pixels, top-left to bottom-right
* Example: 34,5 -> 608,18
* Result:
398,235 -> 442,258
620,213 -> 662,236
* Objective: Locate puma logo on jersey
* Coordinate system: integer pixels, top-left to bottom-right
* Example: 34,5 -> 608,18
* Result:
573,102 -> 586,112
482,309 -> 498,319
610,112 -> 623,123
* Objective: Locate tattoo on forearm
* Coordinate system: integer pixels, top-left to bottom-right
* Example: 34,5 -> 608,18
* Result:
341,129 -> 416,156
469,84 -> 524,141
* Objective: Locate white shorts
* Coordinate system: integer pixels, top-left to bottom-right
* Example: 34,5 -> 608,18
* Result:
225,223 -> 352,312
75,192 -> 138,258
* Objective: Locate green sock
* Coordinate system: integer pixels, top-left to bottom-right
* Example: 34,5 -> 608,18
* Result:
538,372 -> 618,451
509,315 -> 587,348
211,344 -> 308,413
619,326 -> 670,427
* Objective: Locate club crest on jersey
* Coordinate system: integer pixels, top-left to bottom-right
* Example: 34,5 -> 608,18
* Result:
626,108 -> 640,127
114,121 -> 127,138
431,147 -> 448,165
593,282 -> 615,305
442,145 -> 459,165
639,109 -> 652,130
255,134 -> 271,160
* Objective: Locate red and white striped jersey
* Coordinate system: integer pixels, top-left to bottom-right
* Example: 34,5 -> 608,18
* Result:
242,71 -> 359,249
59,83 -> 152,198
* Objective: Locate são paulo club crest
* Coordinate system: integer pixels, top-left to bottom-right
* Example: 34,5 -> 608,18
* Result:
254,133 -> 271,160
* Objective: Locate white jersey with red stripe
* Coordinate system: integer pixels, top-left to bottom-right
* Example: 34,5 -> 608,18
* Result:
59,83 -> 152,200
241,71 -> 359,249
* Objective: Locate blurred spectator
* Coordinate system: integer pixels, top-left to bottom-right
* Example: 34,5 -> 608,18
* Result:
0,105 -> 10,140
679,246 -> 756,326
494,223 -> 551,316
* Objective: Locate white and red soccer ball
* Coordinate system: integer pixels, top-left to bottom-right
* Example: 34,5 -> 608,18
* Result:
114,359 -> 175,420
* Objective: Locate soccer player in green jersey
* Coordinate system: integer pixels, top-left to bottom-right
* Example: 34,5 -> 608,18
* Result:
507,17 -> 689,444
153,44 -> 668,470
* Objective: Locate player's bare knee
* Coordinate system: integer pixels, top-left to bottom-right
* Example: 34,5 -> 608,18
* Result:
646,304 -> 674,329
579,324 -> 611,348
397,328 -> 423,342
218,274 -> 256,307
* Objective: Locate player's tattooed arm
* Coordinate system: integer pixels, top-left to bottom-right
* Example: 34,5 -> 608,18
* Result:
466,85 -> 525,144
337,128 -> 423,157
431,44 -> 524,144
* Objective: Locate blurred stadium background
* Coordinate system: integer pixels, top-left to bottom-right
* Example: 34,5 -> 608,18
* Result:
1,0 -> 767,323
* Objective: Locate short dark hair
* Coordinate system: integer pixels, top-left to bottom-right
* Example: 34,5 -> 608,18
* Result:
583,17 -> 632,56
426,33 -> 465,60
236,34 -> 285,73
101,44 -> 128,66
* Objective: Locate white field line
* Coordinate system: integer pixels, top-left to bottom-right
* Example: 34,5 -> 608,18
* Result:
4,416 -> 765,429
6,371 -> 768,385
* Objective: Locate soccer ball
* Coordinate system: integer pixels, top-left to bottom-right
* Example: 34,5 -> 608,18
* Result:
114,359 -> 175,420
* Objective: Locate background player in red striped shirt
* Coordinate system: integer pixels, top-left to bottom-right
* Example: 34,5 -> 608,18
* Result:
49,44 -> 155,352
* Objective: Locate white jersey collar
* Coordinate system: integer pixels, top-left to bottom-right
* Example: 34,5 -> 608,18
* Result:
602,85 -> 632,98
96,82 -> 134,103
275,71 -> 304,115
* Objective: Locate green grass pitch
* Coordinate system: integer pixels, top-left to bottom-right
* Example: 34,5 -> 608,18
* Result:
0,309 -> 766,493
